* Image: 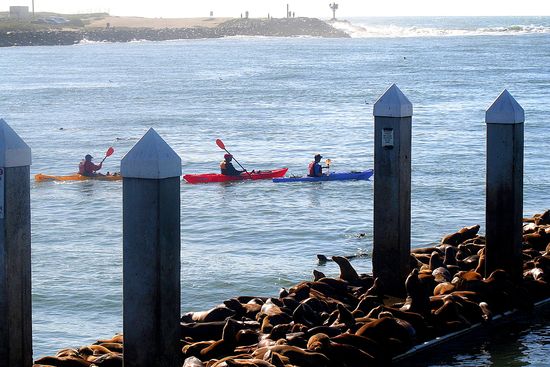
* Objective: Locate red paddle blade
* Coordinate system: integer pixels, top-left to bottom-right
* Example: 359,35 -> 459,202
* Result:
105,147 -> 115,157
215,139 -> 225,150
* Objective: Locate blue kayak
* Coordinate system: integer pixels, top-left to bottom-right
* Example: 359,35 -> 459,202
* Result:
273,169 -> 373,183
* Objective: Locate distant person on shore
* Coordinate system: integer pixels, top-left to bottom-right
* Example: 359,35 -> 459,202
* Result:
220,154 -> 243,176
308,153 -> 326,177
79,154 -> 102,176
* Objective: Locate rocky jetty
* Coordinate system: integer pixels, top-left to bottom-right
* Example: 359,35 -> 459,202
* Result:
33,210 -> 550,367
0,17 -> 349,47
214,18 -> 348,38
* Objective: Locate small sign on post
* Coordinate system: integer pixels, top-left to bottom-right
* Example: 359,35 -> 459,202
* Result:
382,128 -> 394,149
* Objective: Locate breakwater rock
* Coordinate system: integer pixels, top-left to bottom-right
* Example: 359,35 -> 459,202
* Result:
0,18 -> 349,47
33,210 -> 550,367
214,18 -> 349,38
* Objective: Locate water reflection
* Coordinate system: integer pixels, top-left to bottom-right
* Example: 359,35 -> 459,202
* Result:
395,307 -> 549,367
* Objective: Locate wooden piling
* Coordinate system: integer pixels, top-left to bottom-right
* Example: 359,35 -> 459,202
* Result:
121,128 -> 182,367
485,90 -> 524,280
372,84 -> 413,296
0,118 -> 32,367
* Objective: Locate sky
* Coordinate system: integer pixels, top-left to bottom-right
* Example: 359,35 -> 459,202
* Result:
4,0 -> 550,18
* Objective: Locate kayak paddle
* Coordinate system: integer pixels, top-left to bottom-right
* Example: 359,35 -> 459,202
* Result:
215,139 -> 252,177
100,147 -> 115,164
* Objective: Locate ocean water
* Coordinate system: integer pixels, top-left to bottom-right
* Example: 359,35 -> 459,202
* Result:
1,16 -> 549,363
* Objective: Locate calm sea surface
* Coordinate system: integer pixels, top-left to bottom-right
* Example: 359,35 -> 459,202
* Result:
1,16 -> 549,363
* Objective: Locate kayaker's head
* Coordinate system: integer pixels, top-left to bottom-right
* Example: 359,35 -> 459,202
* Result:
314,153 -> 322,162
85,154 -> 93,162
224,153 -> 233,161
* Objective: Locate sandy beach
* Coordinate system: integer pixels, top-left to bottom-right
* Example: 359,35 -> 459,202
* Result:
86,16 -> 232,29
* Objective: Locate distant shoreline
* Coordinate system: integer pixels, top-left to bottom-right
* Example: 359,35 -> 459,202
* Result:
0,15 -> 350,47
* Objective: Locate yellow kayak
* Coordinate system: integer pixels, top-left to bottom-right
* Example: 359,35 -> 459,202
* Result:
34,173 -> 122,182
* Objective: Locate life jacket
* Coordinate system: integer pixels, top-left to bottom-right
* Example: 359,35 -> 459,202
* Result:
220,160 -> 227,173
308,161 -> 317,177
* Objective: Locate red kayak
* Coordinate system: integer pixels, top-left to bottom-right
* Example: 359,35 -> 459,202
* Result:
183,168 -> 288,184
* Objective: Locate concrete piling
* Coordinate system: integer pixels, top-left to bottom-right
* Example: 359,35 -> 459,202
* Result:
372,84 -> 413,296
0,118 -> 33,366
485,90 -> 524,280
121,128 -> 182,367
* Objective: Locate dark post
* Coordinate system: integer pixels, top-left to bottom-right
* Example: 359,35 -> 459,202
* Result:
0,118 -> 32,367
121,128 -> 182,367
372,84 -> 412,296
329,2 -> 339,21
485,90 -> 524,280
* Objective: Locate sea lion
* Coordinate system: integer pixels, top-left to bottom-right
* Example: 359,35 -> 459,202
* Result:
429,251 -> 444,270
411,246 -> 442,255
401,268 -> 431,315
183,340 -> 216,358
181,320 -> 260,343
330,332 -> 384,358
332,256 -> 360,282
89,352 -> 123,367
224,358 -> 276,366
474,248 -> 486,275
183,356 -> 205,367
534,209 -> 550,225
331,303 -> 356,330
287,282 -> 311,302
355,315 -> 415,356
306,332 -> 376,367
313,269 -> 325,281
253,345 -> 330,367
224,298 -> 262,320
97,342 -> 123,353
441,225 -> 480,246
200,318 -> 240,360
261,350 -> 289,367
181,305 -> 236,323
433,282 -> 455,296
363,277 -> 384,299
432,267 -> 451,283
85,344 -> 112,355
523,228 -> 550,251
301,296 -> 330,315
292,302 -> 321,327
34,355 -> 92,367
97,334 -> 123,344
353,295 -> 381,316
208,354 -> 268,367
432,294 -> 473,331
443,246 -> 457,266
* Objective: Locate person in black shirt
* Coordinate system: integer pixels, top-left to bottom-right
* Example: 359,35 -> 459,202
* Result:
220,154 -> 244,176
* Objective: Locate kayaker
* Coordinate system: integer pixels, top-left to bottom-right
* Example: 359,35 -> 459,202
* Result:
78,154 -> 102,176
308,153 -> 326,177
220,154 -> 244,176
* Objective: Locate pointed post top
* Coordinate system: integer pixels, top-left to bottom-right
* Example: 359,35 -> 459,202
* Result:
486,90 -> 524,124
121,128 -> 182,179
373,84 -> 413,118
0,118 -> 32,167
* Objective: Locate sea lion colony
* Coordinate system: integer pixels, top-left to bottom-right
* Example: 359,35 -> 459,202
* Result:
34,210 -> 550,367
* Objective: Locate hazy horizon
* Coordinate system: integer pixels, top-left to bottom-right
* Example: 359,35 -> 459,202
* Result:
4,0 -> 550,18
